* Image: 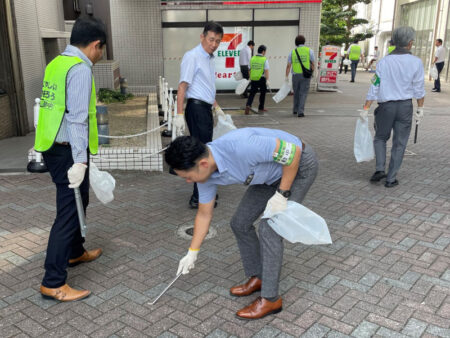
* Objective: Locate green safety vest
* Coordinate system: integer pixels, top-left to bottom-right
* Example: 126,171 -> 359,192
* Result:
250,55 -> 267,81
388,46 -> 396,54
291,46 -> 311,74
35,55 -> 98,154
349,44 -> 361,60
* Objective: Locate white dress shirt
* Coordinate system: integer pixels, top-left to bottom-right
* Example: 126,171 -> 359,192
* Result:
239,46 -> 252,67
366,54 -> 425,102
179,43 -> 216,105
435,45 -> 446,63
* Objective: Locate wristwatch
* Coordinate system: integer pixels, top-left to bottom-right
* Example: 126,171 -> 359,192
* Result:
277,188 -> 291,198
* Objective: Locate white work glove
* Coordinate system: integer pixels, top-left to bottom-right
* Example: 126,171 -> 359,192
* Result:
67,163 -> 87,189
177,248 -> 199,275
285,76 -> 289,83
174,114 -> 185,133
359,107 -> 369,120
264,191 -> 288,216
214,105 -> 225,118
266,79 -> 270,88
414,107 -> 424,124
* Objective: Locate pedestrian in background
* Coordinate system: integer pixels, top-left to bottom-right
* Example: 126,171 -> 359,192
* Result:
365,46 -> 379,71
239,40 -> 255,98
285,35 -> 315,117
339,49 -> 348,74
360,26 -> 425,188
432,38 -> 445,93
174,21 -> 224,209
245,45 -> 269,115
347,40 -> 363,82
34,17 -> 106,301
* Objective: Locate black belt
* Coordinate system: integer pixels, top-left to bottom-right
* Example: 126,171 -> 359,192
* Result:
55,142 -> 70,146
187,98 -> 212,109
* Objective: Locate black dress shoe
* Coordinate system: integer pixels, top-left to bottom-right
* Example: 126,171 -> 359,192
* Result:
370,171 -> 386,182
293,111 -> 297,115
298,113 -> 305,117
385,180 -> 399,188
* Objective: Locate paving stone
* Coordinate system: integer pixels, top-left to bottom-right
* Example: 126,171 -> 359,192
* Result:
401,318 -> 427,337
351,321 -> 379,338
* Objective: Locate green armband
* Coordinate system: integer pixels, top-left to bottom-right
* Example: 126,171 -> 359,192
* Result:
371,74 -> 380,86
273,140 -> 296,165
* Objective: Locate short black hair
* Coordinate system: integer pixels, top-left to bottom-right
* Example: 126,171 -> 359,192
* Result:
70,17 -> 107,47
375,46 -> 378,48
247,40 -> 255,46
165,136 -> 209,171
257,45 -> 266,54
295,35 -> 306,46
437,38 -> 443,44
202,21 -> 224,36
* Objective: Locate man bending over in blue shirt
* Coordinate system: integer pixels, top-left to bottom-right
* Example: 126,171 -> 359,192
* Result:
165,128 -> 319,320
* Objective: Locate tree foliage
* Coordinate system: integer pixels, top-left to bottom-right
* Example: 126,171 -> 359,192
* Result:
320,0 -> 373,48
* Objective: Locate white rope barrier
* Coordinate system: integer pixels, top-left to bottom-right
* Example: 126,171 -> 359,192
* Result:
92,146 -> 169,163
97,122 -> 168,139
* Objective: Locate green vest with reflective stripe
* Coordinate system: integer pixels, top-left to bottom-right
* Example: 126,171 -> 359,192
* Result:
388,46 -> 396,54
250,55 -> 266,81
291,46 -> 311,74
35,55 -> 98,154
349,44 -> 361,60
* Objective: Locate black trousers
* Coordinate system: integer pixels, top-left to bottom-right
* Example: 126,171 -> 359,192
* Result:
246,77 -> 267,110
240,65 -> 250,80
435,62 -> 444,91
185,99 -> 213,199
42,144 -> 88,288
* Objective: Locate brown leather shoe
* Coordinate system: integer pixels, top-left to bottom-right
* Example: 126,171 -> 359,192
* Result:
236,296 -> 282,320
230,276 -> 261,297
245,106 -> 251,115
40,284 -> 90,302
68,248 -> 102,267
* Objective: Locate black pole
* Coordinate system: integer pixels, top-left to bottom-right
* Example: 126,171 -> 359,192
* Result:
414,123 -> 418,144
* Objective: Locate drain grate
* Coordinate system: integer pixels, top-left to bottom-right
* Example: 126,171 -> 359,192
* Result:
177,224 -> 217,240
185,227 -> 194,236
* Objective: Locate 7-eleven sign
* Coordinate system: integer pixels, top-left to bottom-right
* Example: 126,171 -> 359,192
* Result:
217,33 -> 243,68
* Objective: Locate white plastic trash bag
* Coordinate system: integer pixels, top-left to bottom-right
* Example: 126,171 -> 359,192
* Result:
354,116 -> 375,162
213,114 -> 237,140
272,81 -> 292,103
262,201 -> 332,245
430,65 -> 438,80
89,162 -> 115,204
233,71 -> 243,81
343,59 -> 351,66
235,79 -> 250,95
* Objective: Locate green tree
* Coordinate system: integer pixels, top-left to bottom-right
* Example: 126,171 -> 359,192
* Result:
320,0 -> 373,48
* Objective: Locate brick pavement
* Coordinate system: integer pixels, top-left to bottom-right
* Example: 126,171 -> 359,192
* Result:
0,73 -> 449,337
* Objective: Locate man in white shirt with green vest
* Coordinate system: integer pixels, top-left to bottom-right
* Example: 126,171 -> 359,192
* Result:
347,40 -> 363,82
285,35 -> 315,117
34,17 -> 105,302
245,45 -> 269,115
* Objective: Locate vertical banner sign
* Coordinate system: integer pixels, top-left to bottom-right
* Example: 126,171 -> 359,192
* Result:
317,45 -> 340,91
215,27 -> 251,90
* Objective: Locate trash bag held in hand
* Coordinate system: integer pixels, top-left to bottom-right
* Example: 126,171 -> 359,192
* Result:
89,162 -> 115,204
272,81 -> 292,103
354,116 -> 375,162
213,114 -> 237,140
343,59 -> 352,66
233,71 -> 243,81
430,65 -> 439,80
263,201 -> 332,245
235,79 -> 250,95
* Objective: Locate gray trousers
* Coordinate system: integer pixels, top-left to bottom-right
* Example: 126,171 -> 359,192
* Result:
350,60 -> 359,81
374,99 -> 413,182
292,73 -> 310,115
230,144 -> 318,298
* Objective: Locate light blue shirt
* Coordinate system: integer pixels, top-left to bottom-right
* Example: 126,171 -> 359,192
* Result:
198,128 -> 303,204
55,45 -> 93,163
366,54 -> 425,102
288,45 -> 315,74
179,43 -> 216,105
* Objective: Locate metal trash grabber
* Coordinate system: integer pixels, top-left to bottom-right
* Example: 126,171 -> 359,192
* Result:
74,187 -> 87,237
151,273 -> 182,305
414,122 -> 419,144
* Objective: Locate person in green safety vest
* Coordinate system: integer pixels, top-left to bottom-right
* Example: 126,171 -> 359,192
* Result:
285,34 -> 315,117
347,40 -> 364,82
36,17 -> 106,302
245,45 -> 270,115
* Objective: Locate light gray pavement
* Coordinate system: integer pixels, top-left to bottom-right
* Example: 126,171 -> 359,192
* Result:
0,71 -> 449,337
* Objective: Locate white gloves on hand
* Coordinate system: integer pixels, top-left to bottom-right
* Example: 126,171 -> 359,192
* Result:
285,76 -> 289,83
214,106 -> 225,118
264,191 -> 288,216
177,249 -> 199,275
68,163 -> 87,188
414,107 -> 424,124
266,80 -> 270,88
174,114 -> 185,133
359,108 -> 369,120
